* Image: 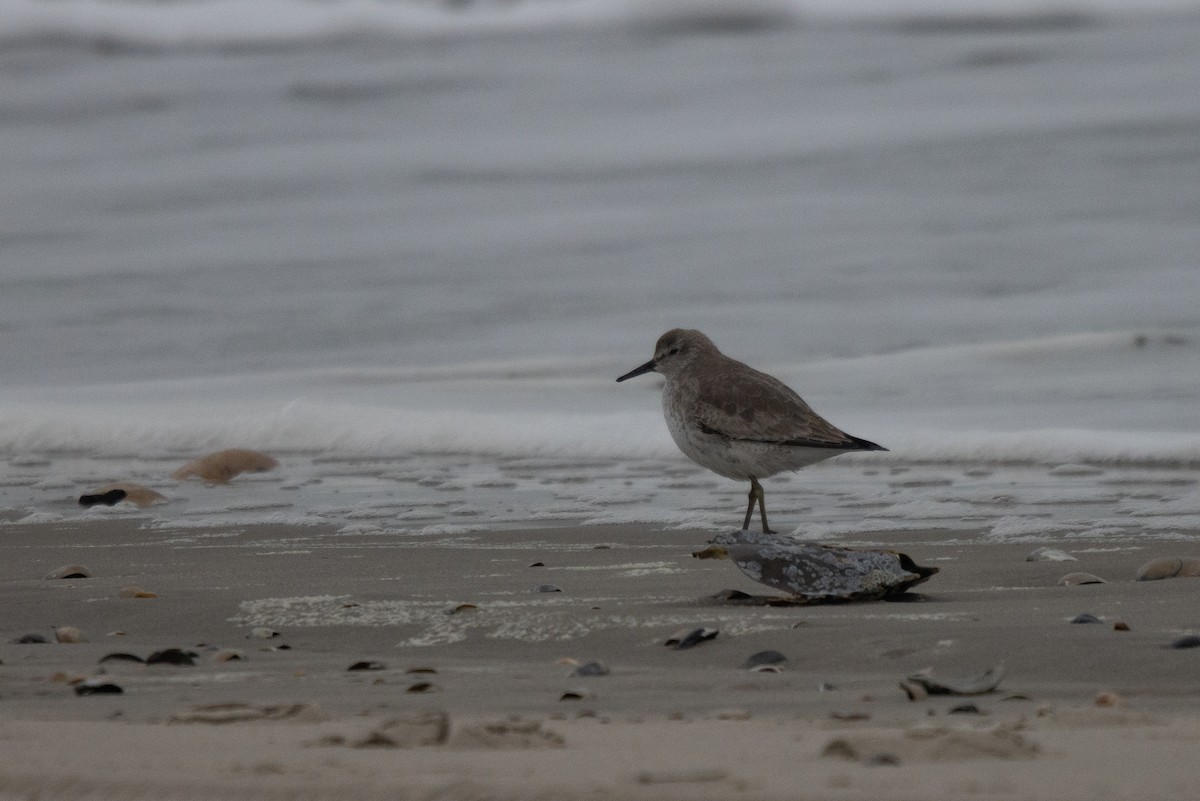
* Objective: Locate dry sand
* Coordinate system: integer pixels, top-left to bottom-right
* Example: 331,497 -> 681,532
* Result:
2,517 -> 1200,800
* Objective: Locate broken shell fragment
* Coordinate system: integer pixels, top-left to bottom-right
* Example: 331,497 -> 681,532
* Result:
171,449 -> 278,484
45,565 -> 91,580
1026,547 -> 1077,562
1058,572 -> 1107,586
696,529 -> 937,603
744,650 -> 788,669
75,678 -> 123,696
665,627 -> 718,650
117,585 -> 157,599
903,664 -> 1005,697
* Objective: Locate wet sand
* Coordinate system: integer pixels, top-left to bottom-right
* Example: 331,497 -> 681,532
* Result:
2,517 -> 1200,800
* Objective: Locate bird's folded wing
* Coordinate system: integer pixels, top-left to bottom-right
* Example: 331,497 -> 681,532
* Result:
690,365 -> 856,447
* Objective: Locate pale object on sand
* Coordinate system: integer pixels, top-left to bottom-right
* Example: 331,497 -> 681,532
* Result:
54,626 -> 86,644
694,528 -> 936,603
171,449 -> 278,484
617,329 -> 885,532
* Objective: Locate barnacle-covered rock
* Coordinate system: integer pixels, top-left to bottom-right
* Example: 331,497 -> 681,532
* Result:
693,529 -> 937,603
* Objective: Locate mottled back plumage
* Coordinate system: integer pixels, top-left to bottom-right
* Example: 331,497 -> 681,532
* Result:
617,328 -> 885,532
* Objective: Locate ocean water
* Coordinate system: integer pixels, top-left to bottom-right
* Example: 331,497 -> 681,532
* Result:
1,0 -> 1198,536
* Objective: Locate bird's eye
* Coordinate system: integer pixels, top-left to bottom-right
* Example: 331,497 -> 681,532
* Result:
667,347 -> 680,356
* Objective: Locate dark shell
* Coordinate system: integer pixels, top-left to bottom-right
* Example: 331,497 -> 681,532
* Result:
665,627 -> 718,650
146,648 -> 197,666
78,489 -> 127,507
572,661 -> 610,677
695,530 -> 937,603
348,660 -> 387,671
744,650 -> 788,669
1169,635 -> 1200,649
1071,613 -> 1103,624
98,652 -> 146,664
75,680 -> 123,695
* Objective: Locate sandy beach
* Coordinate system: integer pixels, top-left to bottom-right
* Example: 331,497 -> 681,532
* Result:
3,509 -> 1200,800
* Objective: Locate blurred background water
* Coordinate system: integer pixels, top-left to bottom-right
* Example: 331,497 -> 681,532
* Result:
1,0 -> 1198,483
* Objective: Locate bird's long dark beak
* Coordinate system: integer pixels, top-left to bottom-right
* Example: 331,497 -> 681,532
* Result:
616,359 -> 656,382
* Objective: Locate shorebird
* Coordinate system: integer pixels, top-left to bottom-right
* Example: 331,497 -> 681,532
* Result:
617,328 -> 886,533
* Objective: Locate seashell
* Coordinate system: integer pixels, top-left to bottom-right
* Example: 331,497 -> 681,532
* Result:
751,664 -> 782,674
1169,635 -> 1200,649
1135,556 -> 1200,581
1058,572 -> 1107,586
78,488 -> 127,507
74,678 -> 123,696
529,561 -> 545,567
171,449 -> 278,484
1071,613 -> 1103,624
534,584 -> 562,593
903,664 -> 1005,696
146,648 -> 197,666
572,661 -> 609,677
117,585 -> 157,598
1113,621 -> 1130,632
54,626 -> 86,644
213,649 -> 245,662
949,703 -> 985,715
98,652 -> 145,665
559,689 -> 590,701
405,681 -> 436,693
11,633 -> 49,644
81,482 -> 167,508
744,650 -> 788,669
248,627 -> 281,639
696,529 -> 937,603
45,564 -> 91,580
1095,691 -> 1122,707
1026,547 -> 1076,562
447,603 -> 477,615
665,627 -> 718,650
348,660 -> 386,671
405,667 -> 437,674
